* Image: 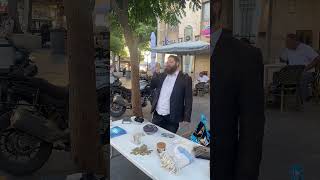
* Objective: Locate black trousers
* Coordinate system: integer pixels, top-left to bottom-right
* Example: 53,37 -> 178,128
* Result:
152,111 -> 179,133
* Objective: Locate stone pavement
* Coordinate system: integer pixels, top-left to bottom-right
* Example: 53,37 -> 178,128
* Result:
31,49 -> 69,87
259,103 -> 320,180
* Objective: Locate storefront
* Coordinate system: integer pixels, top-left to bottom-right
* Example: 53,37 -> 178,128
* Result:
30,0 -> 65,33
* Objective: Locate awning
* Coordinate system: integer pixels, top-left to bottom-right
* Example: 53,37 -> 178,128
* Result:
152,41 -> 210,55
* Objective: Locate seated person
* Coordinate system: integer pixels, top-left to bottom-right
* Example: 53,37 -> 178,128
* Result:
194,72 -> 209,95
197,72 -> 209,83
272,34 -> 320,103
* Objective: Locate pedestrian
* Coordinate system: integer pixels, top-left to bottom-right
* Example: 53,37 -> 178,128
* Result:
122,67 -> 126,77
211,0 -> 265,180
280,33 -> 320,103
150,55 -> 193,133
40,23 -> 50,48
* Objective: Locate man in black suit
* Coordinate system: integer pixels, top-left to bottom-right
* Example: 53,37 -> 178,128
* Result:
150,55 -> 193,133
211,0 -> 266,180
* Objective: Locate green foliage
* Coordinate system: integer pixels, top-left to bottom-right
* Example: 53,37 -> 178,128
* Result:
110,11 -> 156,53
111,0 -> 201,50
135,22 -> 157,51
127,0 -> 201,27
110,33 -> 127,57
110,15 -> 127,56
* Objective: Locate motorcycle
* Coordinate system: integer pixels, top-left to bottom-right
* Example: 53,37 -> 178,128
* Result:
110,75 -> 153,118
0,46 -> 110,175
10,47 -> 38,77
0,75 -> 108,176
194,82 -> 210,97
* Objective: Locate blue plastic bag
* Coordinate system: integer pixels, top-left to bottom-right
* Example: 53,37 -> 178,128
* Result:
190,114 -> 210,147
110,126 -> 127,139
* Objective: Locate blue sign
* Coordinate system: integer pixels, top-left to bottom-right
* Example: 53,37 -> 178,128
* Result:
291,164 -> 304,180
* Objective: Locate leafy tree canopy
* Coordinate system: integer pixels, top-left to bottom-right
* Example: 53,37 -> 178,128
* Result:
110,0 -> 201,49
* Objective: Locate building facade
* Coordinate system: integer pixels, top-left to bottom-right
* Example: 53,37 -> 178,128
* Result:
156,0 -> 210,82
257,0 -> 320,63
232,0 -> 320,63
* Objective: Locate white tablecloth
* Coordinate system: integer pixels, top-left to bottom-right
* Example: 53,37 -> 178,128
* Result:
110,120 -> 210,180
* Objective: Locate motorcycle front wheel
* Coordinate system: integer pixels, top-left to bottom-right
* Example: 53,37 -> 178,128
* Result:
0,129 -> 53,176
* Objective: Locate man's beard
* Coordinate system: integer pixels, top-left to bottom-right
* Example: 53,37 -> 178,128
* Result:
165,65 -> 178,74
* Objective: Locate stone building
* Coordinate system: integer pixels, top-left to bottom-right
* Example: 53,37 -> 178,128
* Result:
156,0 -> 210,82
257,0 -> 320,63
231,0 -> 320,63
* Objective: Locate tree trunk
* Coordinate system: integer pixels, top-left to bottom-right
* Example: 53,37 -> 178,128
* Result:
111,0 -> 143,117
127,40 -> 143,117
8,0 -> 22,33
64,0 -> 106,175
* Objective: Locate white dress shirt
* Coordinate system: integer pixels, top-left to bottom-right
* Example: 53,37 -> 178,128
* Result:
156,70 -> 180,116
198,75 -> 209,83
280,43 -> 319,66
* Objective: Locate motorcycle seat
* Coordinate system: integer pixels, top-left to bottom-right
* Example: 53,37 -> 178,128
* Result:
28,78 -> 68,100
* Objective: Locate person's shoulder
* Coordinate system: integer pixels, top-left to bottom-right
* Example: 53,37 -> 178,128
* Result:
299,43 -> 314,51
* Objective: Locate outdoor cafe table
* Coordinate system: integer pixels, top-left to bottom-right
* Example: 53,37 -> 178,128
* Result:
110,119 -> 210,180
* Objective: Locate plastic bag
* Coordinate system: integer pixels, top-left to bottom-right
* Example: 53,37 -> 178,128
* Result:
190,114 -> 211,147
173,145 -> 194,169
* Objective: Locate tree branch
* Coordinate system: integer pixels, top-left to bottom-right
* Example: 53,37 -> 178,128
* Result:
110,0 -> 138,46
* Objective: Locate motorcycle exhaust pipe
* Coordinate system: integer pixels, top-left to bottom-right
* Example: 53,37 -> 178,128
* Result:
10,107 -> 66,143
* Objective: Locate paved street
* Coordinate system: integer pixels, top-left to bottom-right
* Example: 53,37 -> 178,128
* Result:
259,103 -> 320,180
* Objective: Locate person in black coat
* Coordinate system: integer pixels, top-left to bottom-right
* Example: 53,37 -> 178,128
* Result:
150,55 -> 193,133
211,1 -> 266,180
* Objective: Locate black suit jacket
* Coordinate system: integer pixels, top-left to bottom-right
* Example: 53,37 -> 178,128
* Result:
150,71 -> 193,123
211,30 -> 265,180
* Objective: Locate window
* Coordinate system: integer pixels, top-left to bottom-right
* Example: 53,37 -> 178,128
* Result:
288,0 -> 296,14
168,24 -> 178,32
239,0 -> 256,40
296,30 -> 313,47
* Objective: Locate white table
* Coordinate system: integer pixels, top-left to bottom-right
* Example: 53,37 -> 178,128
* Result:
110,120 -> 210,180
264,63 -> 286,87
